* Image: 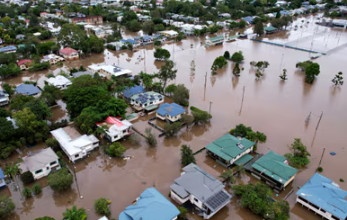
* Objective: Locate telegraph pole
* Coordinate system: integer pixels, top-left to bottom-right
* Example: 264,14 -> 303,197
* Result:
239,86 -> 245,115
203,72 -> 207,101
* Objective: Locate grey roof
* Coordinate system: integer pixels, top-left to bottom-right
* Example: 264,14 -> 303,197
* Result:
171,163 -> 231,211
15,84 -> 41,96
21,147 -> 59,172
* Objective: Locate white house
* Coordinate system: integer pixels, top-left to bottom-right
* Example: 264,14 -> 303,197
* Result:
41,54 -> 65,65
88,63 -> 132,78
156,103 -> 186,122
50,127 -> 99,163
0,90 -> 9,106
59,47 -> 79,60
46,75 -> 72,90
96,116 -> 132,142
130,91 -> 164,111
170,163 -> 232,219
19,147 -> 61,180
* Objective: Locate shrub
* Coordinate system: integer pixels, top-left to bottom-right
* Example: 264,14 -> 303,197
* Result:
35,217 -> 55,220
32,184 -> 42,195
316,167 -> 323,172
94,198 -> 111,216
0,197 -> 15,218
105,142 -> 126,157
22,187 -> 32,199
180,145 -> 195,166
48,168 -> 73,192
145,128 -> 157,147
20,171 -> 35,185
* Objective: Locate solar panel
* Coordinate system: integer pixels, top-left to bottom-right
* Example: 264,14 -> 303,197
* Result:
205,191 -> 231,211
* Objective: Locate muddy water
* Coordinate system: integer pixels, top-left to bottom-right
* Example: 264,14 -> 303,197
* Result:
1,15 -> 347,219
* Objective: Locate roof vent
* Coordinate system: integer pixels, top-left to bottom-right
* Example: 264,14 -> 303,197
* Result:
236,142 -> 244,149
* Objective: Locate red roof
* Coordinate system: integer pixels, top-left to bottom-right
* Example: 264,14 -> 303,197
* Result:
96,116 -> 124,127
59,47 -> 77,56
17,59 -> 32,66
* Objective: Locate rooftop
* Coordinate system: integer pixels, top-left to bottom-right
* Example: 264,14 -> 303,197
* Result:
46,75 -> 72,87
131,91 -> 163,105
96,116 -> 132,132
119,187 -> 179,220
252,151 -> 297,184
296,173 -> 347,219
171,163 -> 232,212
20,148 -> 59,172
156,103 -> 185,117
15,84 -> 41,96
205,134 -> 255,162
59,47 -> 78,55
88,64 -> 132,77
123,85 -> 145,99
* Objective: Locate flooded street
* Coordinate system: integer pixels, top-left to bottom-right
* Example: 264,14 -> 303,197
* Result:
1,15 -> 347,220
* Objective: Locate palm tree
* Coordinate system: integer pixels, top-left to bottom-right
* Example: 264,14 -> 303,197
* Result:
63,206 -> 87,220
5,163 -> 21,191
220,170 -> 235,187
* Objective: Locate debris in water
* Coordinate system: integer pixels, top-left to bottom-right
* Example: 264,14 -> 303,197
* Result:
330,152 -> 336,156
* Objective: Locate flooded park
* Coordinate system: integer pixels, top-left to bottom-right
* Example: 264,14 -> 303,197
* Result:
1,14 -> 347,219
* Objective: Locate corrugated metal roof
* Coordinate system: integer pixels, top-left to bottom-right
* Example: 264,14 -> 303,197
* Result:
123,85 -> 144,99
234,154 -> 254,166
296,173 -> 347,219
119,187 -> 179,220
15,84 -> 41,96
252,151 -> 297,184
156,103 -> 185,117
206,134 -> 255,162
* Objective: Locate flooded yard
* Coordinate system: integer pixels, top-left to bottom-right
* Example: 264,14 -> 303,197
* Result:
1,14 -> 347,220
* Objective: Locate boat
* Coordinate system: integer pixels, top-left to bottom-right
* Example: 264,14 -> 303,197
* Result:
310,53 -> 321,59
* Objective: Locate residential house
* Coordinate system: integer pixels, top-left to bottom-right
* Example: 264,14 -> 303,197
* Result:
0,45 -> 17,53
205,35 -> 224,47
19,147 -> 61,180
46,75 -> 72,90
71,70 -> 94,78
120,38 -> 141,48
96,116 -> 132,142
59,47 -> 79,60
264,26 -> 278,34
170,163 -> 232,219
0,90 -> 9,106
122,85 -> 145,100
0,168 -> 6,188
130,91 -> 164,111
70,15 -> 103,25
88,63 -> 132,78
50,126 -> 99,163
17,59 -> 32,70
159,30 -> 178,38
156,103 -> 185,122
41,54 -> 65,65
296,173 -> 347,220
205,134 -> 255,167
250,151 -> 297,191
119,187 -> 180,220
15,84 -> 41,96
15,34 -> 25,40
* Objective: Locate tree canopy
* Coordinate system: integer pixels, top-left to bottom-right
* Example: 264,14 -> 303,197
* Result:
180,145 -> 196,166
230,51 -> 244,63
190,106 -> 211,124
157,60 -> 177,91
63,206 -> 87,220
154,48 -> 171,60
0,197 -> 15,219
233,183 -> 290,220
296,61 -> 320,84
284,138 -> 310,168
229,124 -> 266,143
48,168 -> 73,192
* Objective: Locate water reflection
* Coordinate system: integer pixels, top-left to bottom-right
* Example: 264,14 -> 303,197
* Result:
20,198 -> 34,214
52,189 -> 77,207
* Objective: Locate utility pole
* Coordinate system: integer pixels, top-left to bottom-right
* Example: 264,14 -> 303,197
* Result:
209,101 -> 212,114
315,111 -> 323,131
203,72 -> 207,101
239,86 -> 245,115
72,165 -> 83,199
318,147 -> 326,168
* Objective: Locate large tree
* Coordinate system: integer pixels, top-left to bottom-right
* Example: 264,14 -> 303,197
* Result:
0,197 -> 15,219
254,21 -> 264,36
180,145 -> 196,166
58,23 -> 87,50
48,168 -> 73,192
284,138 -> 310,168
157,60 -> 177,91
230,51 -> 244,63
233,183 -> 290,220
154,48 -> 171,61
229,124 -> 266,143
296,61 -> 320,84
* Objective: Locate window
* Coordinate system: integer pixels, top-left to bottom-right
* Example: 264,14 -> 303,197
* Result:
114,135 -> 118,139
194,198 -> 198,202
75,154 -> 79,158
35,169 -> 43,174
46,167 -> 50,170
50,161 -> 57,166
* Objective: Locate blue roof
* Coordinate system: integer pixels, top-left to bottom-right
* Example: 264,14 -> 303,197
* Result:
0,168 -> 6,187
296,173 -> 347,219
119,187 -> 179,220
0,168 -> 5,179
15,84 -> 41,96
0,45 -> 17,53
123,85 -> 145,99
242,16 -> 254,23
156,103 -> 185,117
121,39 -> 137,45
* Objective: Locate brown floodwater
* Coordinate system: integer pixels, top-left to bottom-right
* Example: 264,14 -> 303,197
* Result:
1,14 -> 347,219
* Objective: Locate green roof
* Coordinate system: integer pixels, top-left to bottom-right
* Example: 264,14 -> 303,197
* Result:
206,134 -> 255,162
209,35 -> 224,43
252,151 -> 297,184
234,154 -> 253,166
264,26 -> 278,32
